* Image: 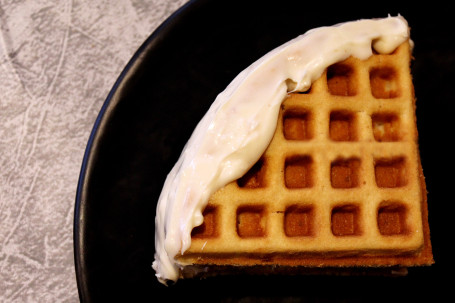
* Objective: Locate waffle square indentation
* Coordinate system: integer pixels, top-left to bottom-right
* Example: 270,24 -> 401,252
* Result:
377,202 -> 408,235
236,205 -> 266,238
331,204 -> 361,236
191,205 -> 218,238
331,158 -> 360,188
370,66 -> 400,98
285,156 -> 313,188
374,157 -> 407,188
372,113 -> 401,141
283,109 -> 312,141
284,205 -> 314,237
327,63 -> 357,96
329,111 -> 357,141
237,158 -> 266,188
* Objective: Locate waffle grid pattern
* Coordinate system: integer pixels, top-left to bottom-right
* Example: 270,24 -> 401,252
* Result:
185,42 -> 424,260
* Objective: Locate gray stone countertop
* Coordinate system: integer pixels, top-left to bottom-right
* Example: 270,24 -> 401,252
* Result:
0,0 -> 188,301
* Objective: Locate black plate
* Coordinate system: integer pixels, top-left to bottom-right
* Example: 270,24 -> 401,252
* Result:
74,0 -> 453,302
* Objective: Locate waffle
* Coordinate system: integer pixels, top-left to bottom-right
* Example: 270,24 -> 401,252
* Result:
176,41 -> 433,277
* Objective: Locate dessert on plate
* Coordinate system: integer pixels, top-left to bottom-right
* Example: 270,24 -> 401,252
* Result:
152,16 -> 433,285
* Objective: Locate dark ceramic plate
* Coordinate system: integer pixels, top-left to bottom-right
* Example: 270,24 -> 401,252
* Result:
74,0 -> 453,302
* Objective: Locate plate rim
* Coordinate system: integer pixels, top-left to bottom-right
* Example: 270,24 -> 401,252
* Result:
73,1 -> 200,301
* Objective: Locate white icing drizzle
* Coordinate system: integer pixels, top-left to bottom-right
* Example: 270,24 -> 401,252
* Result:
152,16 -> 410,284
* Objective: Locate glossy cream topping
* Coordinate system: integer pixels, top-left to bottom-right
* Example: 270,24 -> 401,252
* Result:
153,16 -> 410,284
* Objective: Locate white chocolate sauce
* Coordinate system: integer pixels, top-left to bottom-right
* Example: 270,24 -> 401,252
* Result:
152,16 -> 410,284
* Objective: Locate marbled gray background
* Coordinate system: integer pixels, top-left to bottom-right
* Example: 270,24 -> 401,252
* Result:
0,0 -> 188,301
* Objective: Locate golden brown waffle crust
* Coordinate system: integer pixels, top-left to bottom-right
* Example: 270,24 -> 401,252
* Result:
176,41 -> 433,275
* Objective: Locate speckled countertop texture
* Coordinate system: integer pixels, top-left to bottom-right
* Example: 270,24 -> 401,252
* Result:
0,1 -> 188,301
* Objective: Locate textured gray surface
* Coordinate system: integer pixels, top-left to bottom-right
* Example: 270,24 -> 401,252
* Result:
0,0 -> 188,301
